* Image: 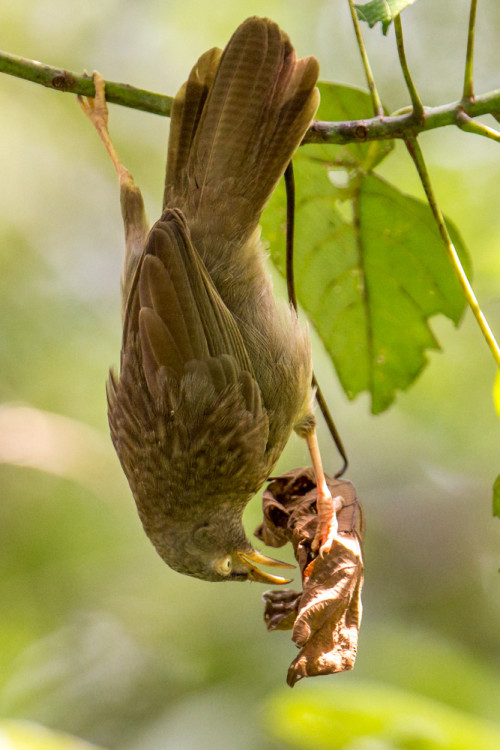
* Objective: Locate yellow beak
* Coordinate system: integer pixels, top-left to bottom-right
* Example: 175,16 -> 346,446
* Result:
237,549 -> 294,585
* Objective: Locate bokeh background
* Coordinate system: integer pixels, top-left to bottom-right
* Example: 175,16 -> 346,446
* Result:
1,1 -> 499,748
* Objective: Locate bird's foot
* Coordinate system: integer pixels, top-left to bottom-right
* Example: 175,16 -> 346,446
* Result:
78,71 -> 109,131
77,71 -> 130,181
305,428 -> 340,557
311,482 -> 341,557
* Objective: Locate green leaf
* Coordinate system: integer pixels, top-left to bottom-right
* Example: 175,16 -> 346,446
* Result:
262,151 -> 470,414
264,681 -> 500,750
493,474 -> 500,518
355,0 -> 419,35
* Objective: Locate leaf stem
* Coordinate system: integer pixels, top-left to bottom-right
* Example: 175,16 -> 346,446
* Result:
463,0 -> 478,100
394,14 -> 424,123
347,0 -> 384,116
404,133 -> 500,369
456,110 -> 500,142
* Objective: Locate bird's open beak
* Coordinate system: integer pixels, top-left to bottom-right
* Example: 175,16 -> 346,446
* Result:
237,549 -> 294,584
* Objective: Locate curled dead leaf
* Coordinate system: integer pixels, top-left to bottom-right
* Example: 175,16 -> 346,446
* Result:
262,589 -> 301,631
255,467 -> 365,686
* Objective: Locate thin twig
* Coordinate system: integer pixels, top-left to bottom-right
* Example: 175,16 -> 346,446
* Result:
0,49 -> 173,116
463,0 -> 478,100
284,163 -> 349,477
405,133 -> 500,369
394,15 -> 424,123
347,0 -> 383,116
2,49 -> 500,145
456,110 -> 500,142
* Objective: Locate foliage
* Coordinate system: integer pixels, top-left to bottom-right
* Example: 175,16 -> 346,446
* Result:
355,0 -> 419,35
262,83 -> 470,414
265,682 -> 500,749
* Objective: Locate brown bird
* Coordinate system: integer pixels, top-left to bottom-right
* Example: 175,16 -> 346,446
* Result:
79,17 -> 337,584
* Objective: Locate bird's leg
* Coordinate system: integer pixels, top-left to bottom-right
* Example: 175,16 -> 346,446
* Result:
78,72 -> 149,316
77,72 -> 129,181
306,430 -> 339,556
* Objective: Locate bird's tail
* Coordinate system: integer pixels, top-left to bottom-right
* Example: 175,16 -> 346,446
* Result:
163,17 -> 319,241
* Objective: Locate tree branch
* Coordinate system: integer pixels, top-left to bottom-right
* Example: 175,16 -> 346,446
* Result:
0,49 -> 173,116
307,90 -> 500,144
2,49 -> 500,145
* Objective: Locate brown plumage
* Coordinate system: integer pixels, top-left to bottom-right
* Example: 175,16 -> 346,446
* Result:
80,18 -> 323,582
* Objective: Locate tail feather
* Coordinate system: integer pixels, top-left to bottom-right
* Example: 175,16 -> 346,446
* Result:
163,17 -> 319,237
189,20 -> 283,190
164,47 -> 222,199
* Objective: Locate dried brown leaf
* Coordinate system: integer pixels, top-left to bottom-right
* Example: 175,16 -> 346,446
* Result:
262,589 -> 301,631
255,467 -> 365,686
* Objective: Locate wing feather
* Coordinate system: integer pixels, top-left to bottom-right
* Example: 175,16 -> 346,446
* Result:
124,209 -> 255,399
138,307 -> 185,382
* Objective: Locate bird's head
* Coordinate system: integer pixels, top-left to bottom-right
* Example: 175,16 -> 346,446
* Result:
148,513 -> 294,584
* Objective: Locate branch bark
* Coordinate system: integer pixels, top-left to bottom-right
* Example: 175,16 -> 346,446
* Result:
0,50 -> 173,116
2,49 -> 500,145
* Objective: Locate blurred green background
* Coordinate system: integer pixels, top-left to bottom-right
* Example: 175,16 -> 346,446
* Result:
1,1 -> 499,748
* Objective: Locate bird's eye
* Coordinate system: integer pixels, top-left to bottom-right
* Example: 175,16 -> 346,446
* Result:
214,555 -> 232,576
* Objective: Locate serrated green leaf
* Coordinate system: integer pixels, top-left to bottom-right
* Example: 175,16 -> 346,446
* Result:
355,0 -> 419,35
310,82 -> 394,169
493,474 -> 500,517
356,174 -> 469,411
262,161 -> 470,414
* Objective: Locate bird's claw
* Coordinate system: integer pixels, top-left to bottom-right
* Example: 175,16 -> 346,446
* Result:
77,71 -> 108,129
311,513 -> 338,557
77,71 -> 131,181
311,492 -> 342,558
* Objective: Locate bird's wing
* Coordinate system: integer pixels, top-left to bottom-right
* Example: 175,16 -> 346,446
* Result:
122,208 -> 254,398
109,209 -> 271,501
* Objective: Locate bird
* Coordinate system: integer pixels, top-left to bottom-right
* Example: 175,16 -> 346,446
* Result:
78,16 -> 338,584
